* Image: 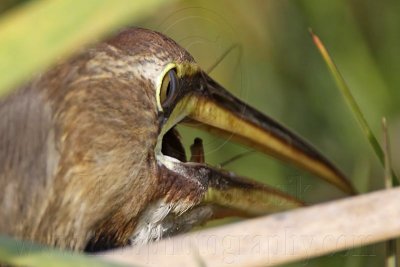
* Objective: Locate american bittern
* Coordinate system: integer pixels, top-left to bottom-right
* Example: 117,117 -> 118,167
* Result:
0,28 -> 354,252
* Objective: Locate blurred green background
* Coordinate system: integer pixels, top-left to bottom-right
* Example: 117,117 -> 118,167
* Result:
1,0 -> 399,266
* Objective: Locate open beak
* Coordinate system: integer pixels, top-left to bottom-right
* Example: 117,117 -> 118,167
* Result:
165,70 -> 355,218
175,71 -> 355,194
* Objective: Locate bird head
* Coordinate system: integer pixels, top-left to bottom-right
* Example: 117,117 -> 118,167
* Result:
92,28 -> 355,245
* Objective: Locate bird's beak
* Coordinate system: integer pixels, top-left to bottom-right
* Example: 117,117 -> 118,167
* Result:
170,71 -> 355,196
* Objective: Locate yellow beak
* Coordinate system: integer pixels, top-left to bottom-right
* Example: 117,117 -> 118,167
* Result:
178,71 -> 355,195
163,70 -> 355,218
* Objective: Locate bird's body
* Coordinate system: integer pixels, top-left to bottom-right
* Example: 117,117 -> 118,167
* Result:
0,31 -> 182,250
0,28 -> 354,252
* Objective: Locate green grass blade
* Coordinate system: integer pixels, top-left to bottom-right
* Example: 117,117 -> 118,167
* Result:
0,0 -> 168,96
310,30 -> 399,186
0,235 -> 131,267
382,118 -> 398,267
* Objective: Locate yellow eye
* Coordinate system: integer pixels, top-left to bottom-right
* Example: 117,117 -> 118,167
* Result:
160,69 -> 179,109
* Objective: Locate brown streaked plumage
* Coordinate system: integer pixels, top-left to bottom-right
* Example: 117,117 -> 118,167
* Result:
0,28 -> 355,252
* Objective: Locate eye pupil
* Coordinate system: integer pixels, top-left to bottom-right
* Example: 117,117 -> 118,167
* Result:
161,69 -> 179,109
166,83 -> 171,97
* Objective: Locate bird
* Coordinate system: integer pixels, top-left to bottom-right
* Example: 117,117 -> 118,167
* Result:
0,27 -> 355,252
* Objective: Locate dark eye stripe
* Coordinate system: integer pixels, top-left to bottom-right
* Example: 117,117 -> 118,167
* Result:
161,69 -> 179,109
